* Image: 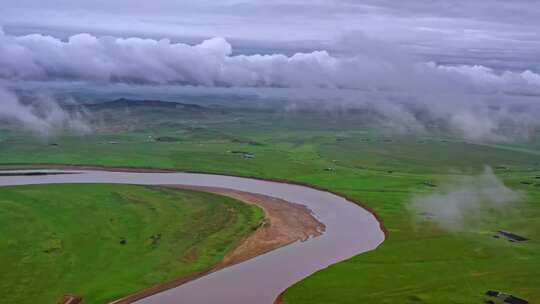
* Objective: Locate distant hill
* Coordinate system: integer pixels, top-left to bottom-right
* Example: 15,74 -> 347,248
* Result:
79,98 -> 207,111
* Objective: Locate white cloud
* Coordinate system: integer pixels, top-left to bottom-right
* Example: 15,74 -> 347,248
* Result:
3,0 -> 539,70
1,29 -> 540,143
1,30 -> 540,96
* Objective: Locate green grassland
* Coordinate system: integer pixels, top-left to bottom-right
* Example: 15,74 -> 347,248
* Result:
0,101 -> 539,303
0,184 -> 263,304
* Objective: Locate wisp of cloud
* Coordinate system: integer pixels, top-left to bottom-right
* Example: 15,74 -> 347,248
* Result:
0,86 -> 90,135
409,167 -> 522,231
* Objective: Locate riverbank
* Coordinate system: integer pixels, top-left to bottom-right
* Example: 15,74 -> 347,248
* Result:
0,183 -> 263,304
111,185 -> 325,304
0,168 -> 385,304
0,164 -> 387,238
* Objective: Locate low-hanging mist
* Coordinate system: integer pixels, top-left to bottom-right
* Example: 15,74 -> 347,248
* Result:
409,167 -> 522,231
6,81 -> 540,142
0,86 -> 90,135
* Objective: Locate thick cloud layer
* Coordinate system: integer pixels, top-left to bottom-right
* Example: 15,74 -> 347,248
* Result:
1,30 -> 540,95
409,167 -> 522,231
1,29 -> 539,142
3,0 -> 540,72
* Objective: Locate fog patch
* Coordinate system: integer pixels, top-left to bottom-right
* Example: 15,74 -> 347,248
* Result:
0,87 -> 90,135
409,167 -> 522,231
273,91 -> 540,142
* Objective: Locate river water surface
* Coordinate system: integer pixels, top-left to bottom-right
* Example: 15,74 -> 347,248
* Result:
0,170 -> 385,304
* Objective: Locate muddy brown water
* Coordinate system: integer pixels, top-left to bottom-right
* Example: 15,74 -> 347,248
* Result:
0,170 -> 385,304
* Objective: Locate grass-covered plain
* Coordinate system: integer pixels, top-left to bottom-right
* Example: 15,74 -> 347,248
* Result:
1,102 -> 539,302
0,184 -> 263,304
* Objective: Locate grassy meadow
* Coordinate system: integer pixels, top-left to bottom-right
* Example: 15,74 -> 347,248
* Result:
0,100 -> 538,303
0,184 -> 263,304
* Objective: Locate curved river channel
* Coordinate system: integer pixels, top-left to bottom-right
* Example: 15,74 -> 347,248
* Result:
0,169 -> 385,304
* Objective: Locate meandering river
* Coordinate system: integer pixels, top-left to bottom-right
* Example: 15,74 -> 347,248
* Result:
0,169 -> 385,304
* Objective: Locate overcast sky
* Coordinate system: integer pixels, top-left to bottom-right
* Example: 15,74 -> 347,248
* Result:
1,0 -> 540,94
2,0 -> 540,71
1,1 -> 540,141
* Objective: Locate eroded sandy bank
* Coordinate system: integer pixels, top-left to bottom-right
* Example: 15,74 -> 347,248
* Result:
111,185 -> 324,304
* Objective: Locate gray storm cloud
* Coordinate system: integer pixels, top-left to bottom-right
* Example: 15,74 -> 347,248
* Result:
1,29 -> 540,95
409,167 -> 522,231
0,86 -> 90,135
